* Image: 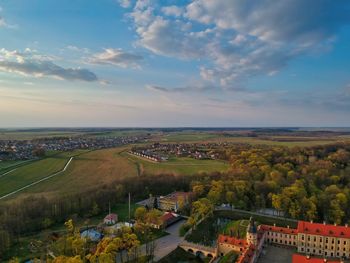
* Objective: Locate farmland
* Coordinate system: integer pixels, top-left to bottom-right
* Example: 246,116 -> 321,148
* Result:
0,145 -> 229,202
0,150 -> 87,198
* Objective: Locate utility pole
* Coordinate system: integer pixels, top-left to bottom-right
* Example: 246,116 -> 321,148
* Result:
128,192 -> 131,222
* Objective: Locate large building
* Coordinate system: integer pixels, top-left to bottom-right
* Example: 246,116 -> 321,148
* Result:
217,217 -> 266,263
217,219 -> 350,262
158,191 -> 192,212
297,221 -> 350,259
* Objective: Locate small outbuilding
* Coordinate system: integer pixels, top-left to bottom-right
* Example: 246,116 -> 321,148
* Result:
104,213 -> 118,225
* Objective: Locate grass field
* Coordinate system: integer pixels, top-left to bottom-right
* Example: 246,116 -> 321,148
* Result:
0,160 -> 33,172
154,131 -> 350,147
0,130 -> 85,140
123,152 -> 229,175
8,147 -> 138,200
0,150 -> 86,198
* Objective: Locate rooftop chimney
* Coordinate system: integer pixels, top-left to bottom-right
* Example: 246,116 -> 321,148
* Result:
346,224 -> 348,227
274,223 -> 276,227
311,220 -> 313,223
323,221 -> 326,225
334,223 -> 337,226
287,225 -> 290,229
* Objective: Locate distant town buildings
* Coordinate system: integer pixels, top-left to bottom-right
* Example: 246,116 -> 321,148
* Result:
0,135 -> 147,161
130,142 -> 222,162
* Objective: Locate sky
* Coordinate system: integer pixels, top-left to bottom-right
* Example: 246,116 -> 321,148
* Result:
0,0 -> 349,127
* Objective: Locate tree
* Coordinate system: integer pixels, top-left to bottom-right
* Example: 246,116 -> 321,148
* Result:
134,207 -> 147,222
91,202 -> 100,216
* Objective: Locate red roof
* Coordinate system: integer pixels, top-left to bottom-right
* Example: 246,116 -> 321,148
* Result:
237,244 -> 255,263
218,234 -> 247,247
104,213 -> 118,221
292,254 -> 340,263
260,224 -> 298,235
161,212 -> 177,222
298,221 -> 350,239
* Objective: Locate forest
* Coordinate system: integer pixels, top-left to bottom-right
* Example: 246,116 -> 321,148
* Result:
1,142 -> 350,260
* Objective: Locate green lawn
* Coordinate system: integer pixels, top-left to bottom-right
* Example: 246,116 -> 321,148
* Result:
124,153 -> 229,176
221,220 -> 249,239
0,150 -> 87,198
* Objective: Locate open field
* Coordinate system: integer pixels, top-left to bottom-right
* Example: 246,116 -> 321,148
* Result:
123,152 -> 229,175
0,160 -> 33,172
0,150 -> 86,198
0,130 -> 85,140
7,147 -> 138,200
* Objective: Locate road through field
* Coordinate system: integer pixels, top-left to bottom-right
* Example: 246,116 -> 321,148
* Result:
0,157 -> 73,200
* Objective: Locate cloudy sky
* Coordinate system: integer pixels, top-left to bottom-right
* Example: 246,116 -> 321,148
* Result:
0,0 -> 349,127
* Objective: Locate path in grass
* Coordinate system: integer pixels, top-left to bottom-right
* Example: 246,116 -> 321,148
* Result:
0,150 -> 86,199
0,157 -> 74,200
8,147 -> 138,200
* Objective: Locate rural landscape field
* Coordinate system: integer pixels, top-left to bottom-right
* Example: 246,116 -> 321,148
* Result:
1,1 -> 350,262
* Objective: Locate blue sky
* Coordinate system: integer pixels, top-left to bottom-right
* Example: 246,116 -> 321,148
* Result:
0,0 -> 349,127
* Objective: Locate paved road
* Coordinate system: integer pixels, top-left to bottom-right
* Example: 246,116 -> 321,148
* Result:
116,219 -> 185,262
0,157 -> 74,200
153,219 -> 185,261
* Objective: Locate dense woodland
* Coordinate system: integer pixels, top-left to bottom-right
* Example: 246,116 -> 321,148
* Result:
1,142 -> 350,260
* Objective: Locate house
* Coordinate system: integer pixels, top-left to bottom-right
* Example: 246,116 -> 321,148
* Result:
104,213 -> 118,225
150,212 -> 182,229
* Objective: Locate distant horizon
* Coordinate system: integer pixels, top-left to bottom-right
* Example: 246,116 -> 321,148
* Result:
1,127 -> 350,130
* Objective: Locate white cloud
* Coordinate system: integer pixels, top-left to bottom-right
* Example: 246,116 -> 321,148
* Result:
125,0 -> 350,89
162,6 -> 183,17
0,48 -> 98,82
0,16 -> 6,27
118,0 -> 132,8
89,48 -> 143,68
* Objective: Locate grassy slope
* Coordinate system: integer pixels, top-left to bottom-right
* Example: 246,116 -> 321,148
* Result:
0,151 -> 87,197
9,147 -> 138,199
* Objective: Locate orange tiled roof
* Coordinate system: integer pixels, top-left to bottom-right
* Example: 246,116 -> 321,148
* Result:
260,224 -> 298,235
298,221 -> 350,239
217,234 -> 247,247
237,244 -> 255,263
292,254 -> 341,263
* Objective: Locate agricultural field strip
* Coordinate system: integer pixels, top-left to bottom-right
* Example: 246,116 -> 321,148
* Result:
0,160 -> 33,171
0,157 -> 73,200
0,168 -> 18,179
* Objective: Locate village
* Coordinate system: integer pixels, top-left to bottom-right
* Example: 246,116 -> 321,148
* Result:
0,135 -> 148,161
130,143 -> 224,162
